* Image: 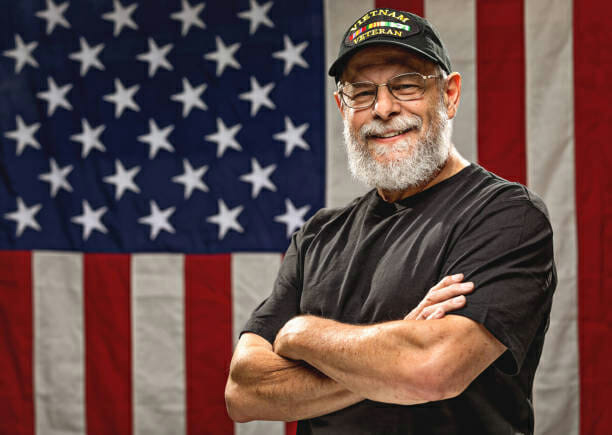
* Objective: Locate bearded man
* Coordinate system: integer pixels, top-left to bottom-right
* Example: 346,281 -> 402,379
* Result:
225,8 -> 556,435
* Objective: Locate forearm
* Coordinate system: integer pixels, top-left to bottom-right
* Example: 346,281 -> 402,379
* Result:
275,316 -> 435,404
225,334 -> 362,422
270,275 -> 480,404
274,315 -> 503,405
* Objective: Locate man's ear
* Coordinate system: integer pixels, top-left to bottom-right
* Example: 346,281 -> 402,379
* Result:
334,92 -> 345,116
444,72 -> 461,120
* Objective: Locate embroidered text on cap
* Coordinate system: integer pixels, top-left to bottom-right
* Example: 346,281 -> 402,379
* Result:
344,9 -> 421,46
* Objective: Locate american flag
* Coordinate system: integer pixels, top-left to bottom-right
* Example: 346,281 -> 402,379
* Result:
0,0 -> 610,435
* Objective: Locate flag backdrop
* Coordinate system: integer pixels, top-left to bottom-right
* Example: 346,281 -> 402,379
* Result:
0,0 -> 610,434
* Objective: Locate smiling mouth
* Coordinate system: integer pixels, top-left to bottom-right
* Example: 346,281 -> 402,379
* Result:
370,128 -> 414,139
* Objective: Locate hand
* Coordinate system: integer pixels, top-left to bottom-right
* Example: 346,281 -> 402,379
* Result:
404,274 -> 474,321
273,315 -> 313,360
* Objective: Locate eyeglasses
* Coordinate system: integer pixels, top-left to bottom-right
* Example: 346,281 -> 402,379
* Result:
337,72 -> 439,110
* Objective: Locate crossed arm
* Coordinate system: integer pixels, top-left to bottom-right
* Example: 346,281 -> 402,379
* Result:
225,333 -> 362,422
225,275 -> 506,422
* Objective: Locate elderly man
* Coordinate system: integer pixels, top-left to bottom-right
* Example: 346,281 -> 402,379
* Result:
225,8 -> 556,435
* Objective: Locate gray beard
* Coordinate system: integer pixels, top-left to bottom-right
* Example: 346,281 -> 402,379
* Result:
343,103 -> 452,192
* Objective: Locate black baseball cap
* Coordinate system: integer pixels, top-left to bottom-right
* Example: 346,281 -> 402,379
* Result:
328,8 -> 452,81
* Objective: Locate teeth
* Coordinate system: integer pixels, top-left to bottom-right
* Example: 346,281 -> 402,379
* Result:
377,129 -> 408,138
379,131 -> 400,138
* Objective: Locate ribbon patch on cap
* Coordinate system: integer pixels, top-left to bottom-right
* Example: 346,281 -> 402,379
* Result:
343,9 -> 421,46
348,21 -> 411,42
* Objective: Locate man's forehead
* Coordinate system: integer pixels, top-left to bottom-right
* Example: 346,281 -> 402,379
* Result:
342,45 -> 433,80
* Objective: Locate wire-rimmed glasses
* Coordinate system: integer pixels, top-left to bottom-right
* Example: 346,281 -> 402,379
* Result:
337,72 -> 439,110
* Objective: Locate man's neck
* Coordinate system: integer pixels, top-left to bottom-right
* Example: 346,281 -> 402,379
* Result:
377,146 -> 470,202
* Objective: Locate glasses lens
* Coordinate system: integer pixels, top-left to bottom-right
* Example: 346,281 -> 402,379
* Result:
341,82 -> 376,108
389,73 -> 426,100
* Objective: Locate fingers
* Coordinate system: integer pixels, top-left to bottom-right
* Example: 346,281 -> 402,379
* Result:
429,273 -> 464,292
418,295 -> 467,320
425,308 -> 444,320
422,281 -> 474,306
404,274 -> 474,321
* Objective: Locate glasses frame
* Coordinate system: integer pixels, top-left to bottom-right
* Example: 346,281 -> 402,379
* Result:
337,72 -> 439,110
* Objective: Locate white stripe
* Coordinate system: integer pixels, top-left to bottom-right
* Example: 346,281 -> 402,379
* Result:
132,254 -> 185,435
324,0 -> 373,208
33,251 -> 85,435
235,420 -> 286,435
232,253 -> 284,435
524,1 -> 579,434
231,253 -> 282,346
424,0 -> 478,163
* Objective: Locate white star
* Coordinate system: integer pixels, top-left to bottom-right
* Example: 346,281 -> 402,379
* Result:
206,199 -> 244,240
136,38 -> 173,77
69,37 -> 105,77
102,0 -> 138,37
3,34 -> 38,73
70,119 -> 106,158
239,76 -> 275,117
103,159 -> 141,200
103,78 -> 140,118
38,158 -> 73,197
171,0 -> 205,36
274,198 -> 310,238
273,116 -> 310,157
172,158 -> 209,199
71,200 -> 108,241
204,36 -> 240,77
204,117 -> 242,158
35,0 -> 70,35
138,200 -> 176,240
4,115 -> 41,156
171,77 -> 207,117
239,158 -> 276,198
138,119 -> 174,159
37,77 -> 72,116
238,0 -> 274,35
272,34 -> 309,75
4,197 -> 42,237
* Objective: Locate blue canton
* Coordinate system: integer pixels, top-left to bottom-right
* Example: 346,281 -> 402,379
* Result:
0,0 -> 325,253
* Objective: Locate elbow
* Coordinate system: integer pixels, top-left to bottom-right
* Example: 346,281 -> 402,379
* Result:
434,373 -> 469,400
225,379 -> 254,423
416,378 -> 466,402
396,359 -> 468,403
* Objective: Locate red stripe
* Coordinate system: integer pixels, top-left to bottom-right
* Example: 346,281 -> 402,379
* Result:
574,1 -> 612,433
476,0 -> 526,184
286,421 -> 298,435
376,0 -> 423,16
85,254 -> 132,435
185,254 -> 233,434
0,251 -> 33,435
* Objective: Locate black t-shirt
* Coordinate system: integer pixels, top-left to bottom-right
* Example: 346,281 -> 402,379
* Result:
243,164 -> 557,435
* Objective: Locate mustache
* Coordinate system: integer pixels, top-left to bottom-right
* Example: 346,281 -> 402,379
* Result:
359,115 -> 423,138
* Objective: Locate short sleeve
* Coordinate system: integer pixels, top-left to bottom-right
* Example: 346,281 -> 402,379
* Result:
241,231 -> 303,345
443,198 -> 556,375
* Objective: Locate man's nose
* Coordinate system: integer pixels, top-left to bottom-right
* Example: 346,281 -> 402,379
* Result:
372,85 -> 400,120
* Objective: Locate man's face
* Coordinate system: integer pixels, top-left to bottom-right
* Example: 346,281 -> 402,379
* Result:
338,45 -> 453,192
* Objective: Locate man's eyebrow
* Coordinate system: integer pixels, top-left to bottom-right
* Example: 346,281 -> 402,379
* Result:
343,58 -> 429,81
343,67 -> 427,84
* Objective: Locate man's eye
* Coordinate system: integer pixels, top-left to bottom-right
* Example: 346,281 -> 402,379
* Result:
352,89 -> 375,98
344,87 -> 375,100
393,84 -> 419,91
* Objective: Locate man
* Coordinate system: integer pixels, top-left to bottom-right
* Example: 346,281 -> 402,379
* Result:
225,8 -> 556,435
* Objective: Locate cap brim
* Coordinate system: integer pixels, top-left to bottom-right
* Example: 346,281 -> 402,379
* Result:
328,39 -> 449,79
